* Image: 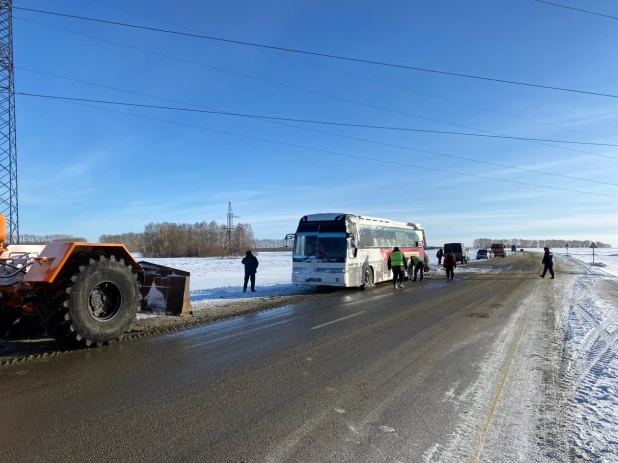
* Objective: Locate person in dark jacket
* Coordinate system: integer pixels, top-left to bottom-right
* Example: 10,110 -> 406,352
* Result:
436,248 -> 444,266
241,250 -> 259,292
540,247 -> 554,279
388,247 -> 407,289
444,251 -> 457,280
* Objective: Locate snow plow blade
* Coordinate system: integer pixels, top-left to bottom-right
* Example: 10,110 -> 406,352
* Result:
138,261 -> 192,316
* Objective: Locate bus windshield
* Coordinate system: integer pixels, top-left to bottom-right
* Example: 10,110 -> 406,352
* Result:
293,233 -> 347,263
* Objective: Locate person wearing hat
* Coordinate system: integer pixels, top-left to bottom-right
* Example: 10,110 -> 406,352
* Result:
388,247 -> 408,289
540,247 -> 554,279
241,250 -> 259,292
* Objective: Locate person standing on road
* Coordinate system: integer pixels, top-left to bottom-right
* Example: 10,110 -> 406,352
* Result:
241,250 -> 259,292
436,248 -> 444,266
540,247 -> 554,279
444,251 -> 456,280
388,247 -> 407,289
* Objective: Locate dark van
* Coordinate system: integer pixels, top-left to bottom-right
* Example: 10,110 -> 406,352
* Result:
444,243 -> 469,264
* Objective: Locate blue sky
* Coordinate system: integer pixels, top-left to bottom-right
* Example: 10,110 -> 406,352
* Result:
13,0 -> 618,246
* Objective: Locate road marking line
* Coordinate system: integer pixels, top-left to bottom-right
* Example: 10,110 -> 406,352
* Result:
465,285 -> 537,463
310,311 -> 365,330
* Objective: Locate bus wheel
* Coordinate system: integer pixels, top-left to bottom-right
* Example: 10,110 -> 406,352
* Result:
362,266 -> 374,289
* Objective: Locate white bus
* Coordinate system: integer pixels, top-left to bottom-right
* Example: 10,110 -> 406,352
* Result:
291,213 -> 427,288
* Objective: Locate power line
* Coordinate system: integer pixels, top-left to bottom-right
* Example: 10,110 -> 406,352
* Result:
272,52 -> 618,145
14,5 -> 618,100
15,16 -> 613,162
16,92 -> 618,147
533,0 -> 618,21
88,0 -> 618,145
20,89 -> 618,188
88,0 -> 196,31
38,96 -> 618,199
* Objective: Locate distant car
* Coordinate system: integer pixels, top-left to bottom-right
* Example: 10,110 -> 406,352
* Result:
476,249 -> 490,260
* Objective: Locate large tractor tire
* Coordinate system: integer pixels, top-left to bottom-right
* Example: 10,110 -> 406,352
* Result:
40,255 -> 140,347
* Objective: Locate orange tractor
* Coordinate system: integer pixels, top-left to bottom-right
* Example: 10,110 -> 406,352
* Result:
0,213 -> 191,346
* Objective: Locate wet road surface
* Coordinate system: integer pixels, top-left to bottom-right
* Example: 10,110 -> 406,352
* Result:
0,253 -> 559,462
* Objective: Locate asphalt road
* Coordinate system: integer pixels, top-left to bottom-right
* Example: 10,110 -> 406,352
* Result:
0,253 -> 558,463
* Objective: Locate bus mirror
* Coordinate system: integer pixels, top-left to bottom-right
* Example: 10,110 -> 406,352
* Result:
351,238 -> 357,248
283,233 -> 295,248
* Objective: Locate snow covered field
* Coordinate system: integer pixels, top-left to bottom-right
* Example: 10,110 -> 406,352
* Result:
141,252 -> 303,310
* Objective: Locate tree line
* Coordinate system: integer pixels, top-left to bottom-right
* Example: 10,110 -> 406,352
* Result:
254,238 -> 286,249
21,225 -> 287,257
100,221 -> 257,257
472,238 -> 612,249
20,234 -> 88,245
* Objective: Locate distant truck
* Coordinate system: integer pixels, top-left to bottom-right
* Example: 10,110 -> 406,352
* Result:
492,243 -> 506,258
444,243 -> 469,264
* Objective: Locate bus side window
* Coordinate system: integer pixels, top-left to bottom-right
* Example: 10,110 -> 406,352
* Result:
405,231 -> 418,247
359,227 -> 374,248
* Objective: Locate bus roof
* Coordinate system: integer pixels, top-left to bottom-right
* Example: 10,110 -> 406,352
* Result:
300,213 -> 423,230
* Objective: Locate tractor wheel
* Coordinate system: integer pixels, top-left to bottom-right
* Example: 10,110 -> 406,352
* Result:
40,255 -> 140,347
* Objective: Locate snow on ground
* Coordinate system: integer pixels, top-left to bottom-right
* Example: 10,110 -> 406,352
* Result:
492,248 -> 618,459
425,250 -> 618,460
467,247 -> 618,278
557,261 -> 618,461
541,247 -> 618,279
140,252 -> 312,310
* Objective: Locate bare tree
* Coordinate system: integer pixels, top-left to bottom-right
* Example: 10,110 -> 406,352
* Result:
473,238 -> 611,248
20,234 -> 88,245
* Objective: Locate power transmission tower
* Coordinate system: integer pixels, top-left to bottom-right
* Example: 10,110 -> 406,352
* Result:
0,0 -> 18,244
223,202 -> 239,257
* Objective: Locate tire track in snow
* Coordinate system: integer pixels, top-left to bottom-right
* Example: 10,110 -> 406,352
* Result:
563,278 -> 605,372
560,267 -> 618,461
569,300 -> 618,388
